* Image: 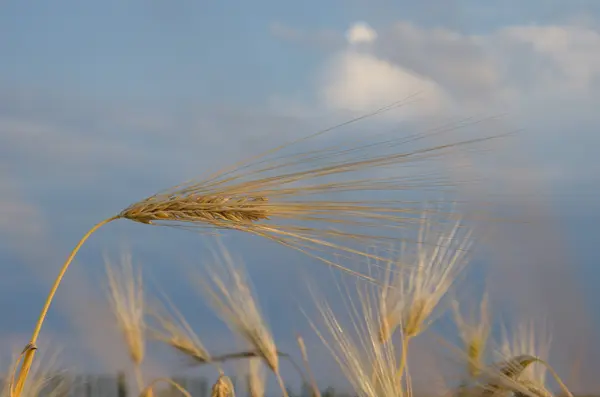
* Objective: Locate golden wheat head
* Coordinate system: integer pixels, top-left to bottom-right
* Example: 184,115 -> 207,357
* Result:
104,252 -> 146,366
199,244 -> 279,373
115,106 -> 504,281
13,101 -> 507,397
378,212 -> 474,342
211,375 -> 235,397
452,293 -> 491,378
147,299 -> 211,365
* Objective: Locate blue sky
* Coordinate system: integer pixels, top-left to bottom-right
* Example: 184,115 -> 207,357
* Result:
1,0 -> 600,394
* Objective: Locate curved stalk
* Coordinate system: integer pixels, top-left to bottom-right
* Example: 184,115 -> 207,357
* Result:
13,216 -> 118,396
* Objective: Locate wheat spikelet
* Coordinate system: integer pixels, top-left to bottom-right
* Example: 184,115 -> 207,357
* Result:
199,243 -> 279,373
117,108 -> 504,281
452,293 -> 491,378
198,242 -> 290,397
308,271 -> 409,397
378,211 -> 473,342
147,300 -> 211,365
104,252 -> 146,367
104,251 -> 148,393
478,324 -> 572,397
120,195 -> 270,225
479,355 -> 548,397
212,374 -> 235,397
494,320 -> 552,395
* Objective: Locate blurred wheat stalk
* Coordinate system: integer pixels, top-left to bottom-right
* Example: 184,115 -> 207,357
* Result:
11,102 -> 503,396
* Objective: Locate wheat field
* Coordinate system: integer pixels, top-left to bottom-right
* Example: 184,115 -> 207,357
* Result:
2,107 -> 582,397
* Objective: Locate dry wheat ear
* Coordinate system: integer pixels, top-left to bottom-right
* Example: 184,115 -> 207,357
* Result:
12,101 -> 507,397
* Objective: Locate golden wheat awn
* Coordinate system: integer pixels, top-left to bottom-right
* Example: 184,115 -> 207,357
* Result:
477,354 -> 573,397
378,212 -> 473,343
197,243 -> 290,397
147,299 -> 211,365
498,320 -> 552,389
12,102 -> 505,396
307,273 -> 409,397
302,209 -> 474,397
104,252 -> 146,392
296,335 -> 321,397
470,320 -> 572,397
1,347 -> 66,397
452,293 -> 491,378
211,374 -> 235,397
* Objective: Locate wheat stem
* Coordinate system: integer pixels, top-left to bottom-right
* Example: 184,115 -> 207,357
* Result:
396,335 -> 410,389
13,216 -> 118,397
275,373 -> 289,397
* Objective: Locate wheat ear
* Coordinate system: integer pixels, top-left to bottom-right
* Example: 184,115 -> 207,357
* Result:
452,293 -> 490,378
14,103 -> 504,396
104,252 -> 147,392
198,243 -> 289,397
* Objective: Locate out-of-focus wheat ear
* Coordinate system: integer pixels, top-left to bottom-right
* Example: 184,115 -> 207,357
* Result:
376,210 -> 474,381
212,374 -> 236,397
478,355 -> 540,397
139,377 -> 192,397
146,301 -> 211,366
497,319 -> 552,390
5,345 -> 66,397
296,335 -> 321,397
104,251 -> 146,392
480,355 -> 572,397
119,109 -> 507,284
515,379 -> 554,397
307,271 -> 406,397
451,293 -> 490,378
199,242 -> 278,372
198,242 -> 289,397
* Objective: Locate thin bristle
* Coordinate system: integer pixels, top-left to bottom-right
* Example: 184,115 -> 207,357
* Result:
198,243 -> 279,374
3,347 -> 66,397
498,320 -> 552,388
147,301 -> 211,365
211,374 -> 235,397
452,293 -> 491,378
116,110 -> 505,281
378,212 -> 473,341
308,275 -> 407,397
104,252 -> 146,367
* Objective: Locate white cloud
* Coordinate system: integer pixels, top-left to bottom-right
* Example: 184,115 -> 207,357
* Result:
319,50 -> 448,116
317,21 -> 600,117
345,21 -> 378,44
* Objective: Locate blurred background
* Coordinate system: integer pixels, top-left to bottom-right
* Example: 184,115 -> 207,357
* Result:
1,1 -> 599,396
